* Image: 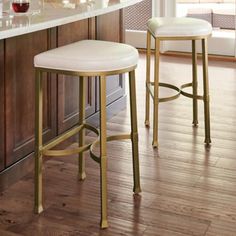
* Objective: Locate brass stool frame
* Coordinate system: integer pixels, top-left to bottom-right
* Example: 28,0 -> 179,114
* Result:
34,66 -> 141,229
145,30 -> 211,148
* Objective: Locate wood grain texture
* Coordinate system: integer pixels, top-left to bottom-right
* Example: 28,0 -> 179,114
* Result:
57,19 -> 96,134
96,11 -> 121,42
4,30 -> 57,167
0,53 -> 236,235
96,10 -> 125,108
0,40 -> 4,171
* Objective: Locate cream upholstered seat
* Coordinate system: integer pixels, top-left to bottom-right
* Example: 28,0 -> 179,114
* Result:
145,17 -> 212,148
34,39 -> 141,229
34,40 -> 139,73
147,17 -> 212,37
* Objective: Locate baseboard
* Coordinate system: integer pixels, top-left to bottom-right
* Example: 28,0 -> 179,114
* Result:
138,48 -> 236,62
0,153 -> 34,192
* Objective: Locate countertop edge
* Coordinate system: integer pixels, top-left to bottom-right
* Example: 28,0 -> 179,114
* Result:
0,0 -> 142,40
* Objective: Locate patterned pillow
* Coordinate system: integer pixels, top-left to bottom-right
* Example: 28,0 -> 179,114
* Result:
213,9 -> 235,30
186,8 -> 213,24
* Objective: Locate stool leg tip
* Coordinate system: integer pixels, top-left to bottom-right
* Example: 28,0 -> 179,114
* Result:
133,186 -> 142,194
145,120 -> 150,127
78,172 -> 86,181
205,138 -> 211,146
192,121 -> 198,127
100,220 -> 108,229
34,205 -> 43,214
152,141 -> 158,148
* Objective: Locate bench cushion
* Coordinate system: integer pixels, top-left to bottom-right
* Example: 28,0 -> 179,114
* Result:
147,17 -> 212,38
34,40 -> 139,73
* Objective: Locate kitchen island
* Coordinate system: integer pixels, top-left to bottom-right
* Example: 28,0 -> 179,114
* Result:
0,0 -> 141,190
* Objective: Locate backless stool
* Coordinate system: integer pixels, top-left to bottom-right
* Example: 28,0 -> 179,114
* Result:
34,40 -> 141,228
145,17 -> 212,148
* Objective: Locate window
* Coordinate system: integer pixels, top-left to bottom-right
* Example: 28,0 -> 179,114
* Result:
125,0 -> 236,57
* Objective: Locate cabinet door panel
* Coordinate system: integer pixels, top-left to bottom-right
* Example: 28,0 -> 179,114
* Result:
105,75 -> 125,105
0,40 -> 4,171
57,20 -> 96,134
96,10 -> 124,42
96,10 -> 125,110
5,30 -> 57,166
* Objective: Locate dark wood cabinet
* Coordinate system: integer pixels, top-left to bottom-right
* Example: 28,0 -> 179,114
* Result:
4,30 -> 57,166
96,11 -> 124,42
0,40 -> 4,171
0,9 -> 126,190
57,20 -> 96,134
96,11 -> 125,108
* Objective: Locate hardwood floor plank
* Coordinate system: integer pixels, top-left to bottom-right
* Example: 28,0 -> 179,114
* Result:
142,226 -> 194,236
0,229 -> 22,236
205,220 -> 236,236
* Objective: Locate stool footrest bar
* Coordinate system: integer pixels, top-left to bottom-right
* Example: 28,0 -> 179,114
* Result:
43,124 -> 84,151
42,123 -> 99,157
43,143 -> 91,156
146,82 -> 181,102
90,133 -> 131,163
180,82 -> 203,100
147,82 -> 204,102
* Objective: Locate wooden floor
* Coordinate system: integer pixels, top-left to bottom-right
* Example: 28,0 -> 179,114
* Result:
1,53 -> 236,236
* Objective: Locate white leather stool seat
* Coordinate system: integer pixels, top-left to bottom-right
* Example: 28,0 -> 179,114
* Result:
34,40 -> 139,73
147,17 -> 212,38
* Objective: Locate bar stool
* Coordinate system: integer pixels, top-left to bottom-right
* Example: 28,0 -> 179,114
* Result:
145,17 -> 212,148
34,40 -> 141,228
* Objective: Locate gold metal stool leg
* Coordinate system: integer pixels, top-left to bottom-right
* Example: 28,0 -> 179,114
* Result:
34,69 -> 43,214
129,70 -> 141,194
202,38 -> 211,145
145,30 -> 151,127
152,38 -> 160,148
78,76 -> 86,180
99,75 -> 108,229
192,40 -> 198,126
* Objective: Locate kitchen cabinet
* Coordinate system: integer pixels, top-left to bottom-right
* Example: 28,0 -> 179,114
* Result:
0,10 -> 126,190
